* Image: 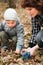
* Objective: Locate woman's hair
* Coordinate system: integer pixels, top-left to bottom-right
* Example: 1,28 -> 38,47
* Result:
21,0 -> 43,13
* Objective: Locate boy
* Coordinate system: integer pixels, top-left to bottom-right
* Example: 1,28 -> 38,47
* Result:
0,8 -> 24,54
21,0 -> 43,57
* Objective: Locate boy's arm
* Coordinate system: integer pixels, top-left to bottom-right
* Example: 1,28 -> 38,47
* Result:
16,23 -> 24,51
0,22 -> 3,31
15,19 -> 24,54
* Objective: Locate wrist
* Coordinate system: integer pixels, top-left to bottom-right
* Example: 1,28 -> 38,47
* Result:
34,45 -> 39,50
16,45 -> 23,51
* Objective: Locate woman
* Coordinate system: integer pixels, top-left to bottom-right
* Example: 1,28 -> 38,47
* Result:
21,0 -> 43,59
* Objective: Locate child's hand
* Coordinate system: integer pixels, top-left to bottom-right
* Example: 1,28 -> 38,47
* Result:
21,47 -> 31,52
15,48 -> 21,54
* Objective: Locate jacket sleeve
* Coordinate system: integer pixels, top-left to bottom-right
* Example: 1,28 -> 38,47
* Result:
0,21 -> 5,31
16,18 -> 24,50
0,22 -> 3,31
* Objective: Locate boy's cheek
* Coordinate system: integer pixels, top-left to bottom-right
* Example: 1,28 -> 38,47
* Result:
13,22 -> 16,27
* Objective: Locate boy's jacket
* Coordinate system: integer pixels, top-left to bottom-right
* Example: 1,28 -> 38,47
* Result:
0,17 -> 24,50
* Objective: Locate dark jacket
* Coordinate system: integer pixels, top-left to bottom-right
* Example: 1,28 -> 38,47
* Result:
29,13 -> 43,47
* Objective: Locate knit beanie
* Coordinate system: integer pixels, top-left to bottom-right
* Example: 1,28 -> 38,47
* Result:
4,8 -> 17,21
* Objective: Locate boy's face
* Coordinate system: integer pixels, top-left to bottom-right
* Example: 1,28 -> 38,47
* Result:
6,20 -> 16,28
26,7 -> 40,18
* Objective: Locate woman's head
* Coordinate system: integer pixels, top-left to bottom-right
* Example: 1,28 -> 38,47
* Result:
21,0 -> 43,17
21,0 -> 43,11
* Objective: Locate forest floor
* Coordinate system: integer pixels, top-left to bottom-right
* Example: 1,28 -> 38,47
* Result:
0,2 -> 43,65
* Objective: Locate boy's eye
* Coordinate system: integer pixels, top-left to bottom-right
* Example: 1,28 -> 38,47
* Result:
12,22 -> 14,24
7,22 -> 9,24
8,23 -> 9,24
